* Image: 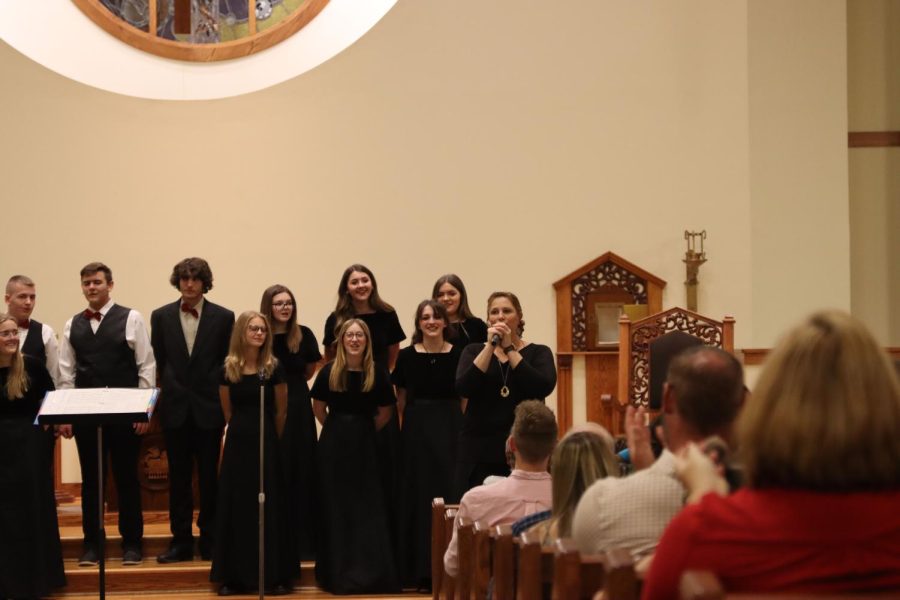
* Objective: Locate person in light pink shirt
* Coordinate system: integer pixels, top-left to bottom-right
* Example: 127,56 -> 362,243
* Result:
444,400 -> 556,576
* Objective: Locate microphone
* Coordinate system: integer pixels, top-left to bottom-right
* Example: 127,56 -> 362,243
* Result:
490,333 -> 501,347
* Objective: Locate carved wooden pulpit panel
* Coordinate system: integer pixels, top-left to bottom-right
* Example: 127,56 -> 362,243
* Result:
553,252 -> 665,435
618,307 -> 735,413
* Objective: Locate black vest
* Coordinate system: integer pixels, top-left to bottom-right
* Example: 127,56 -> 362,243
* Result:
20,319 -> 46,365
69,304 -> 139,388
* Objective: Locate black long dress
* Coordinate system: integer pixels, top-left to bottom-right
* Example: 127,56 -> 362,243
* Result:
322,309 -> 406,549
0,357 -> 65,599
310,363 -> 400,594
272,327 -> 321,567
454,342 -> 557,496
391,344 -> 463,588
210,365 -> 291,590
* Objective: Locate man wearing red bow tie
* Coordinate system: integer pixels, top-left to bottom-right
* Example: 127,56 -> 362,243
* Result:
150,257 -> 234,564
5,274 -> 60,386
58,262 -> 156,568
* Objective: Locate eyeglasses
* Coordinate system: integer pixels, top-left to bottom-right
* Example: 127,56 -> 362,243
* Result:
0,329 -> 18,339
272,301 -> 294,309
247,325 -> 268,334
344,331 -> 366,340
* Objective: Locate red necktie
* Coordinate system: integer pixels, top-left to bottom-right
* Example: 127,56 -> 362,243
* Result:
17,319 -> 29,329
181,303 -> 199,318
83,310 -> 102,321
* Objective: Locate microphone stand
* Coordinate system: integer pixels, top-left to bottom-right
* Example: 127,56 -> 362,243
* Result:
258,369 -> 266,600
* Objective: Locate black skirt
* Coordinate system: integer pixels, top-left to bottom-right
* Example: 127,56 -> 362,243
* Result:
396,398 -> 463,586
0,419 -> 65,598
315,413 -> 399,594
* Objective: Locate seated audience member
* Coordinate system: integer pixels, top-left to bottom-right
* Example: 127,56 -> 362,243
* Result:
642,311 -> 900,599
443,400 -> 557,577
572,346 -> 744,558
514,422 -> 619,542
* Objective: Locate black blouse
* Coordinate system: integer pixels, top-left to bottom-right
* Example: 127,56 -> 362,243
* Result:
310,362 -> 396,417
0,356 -> 54,420
391,345 -> 462,403
322,311 -> 406,368
455,342 -> 556,437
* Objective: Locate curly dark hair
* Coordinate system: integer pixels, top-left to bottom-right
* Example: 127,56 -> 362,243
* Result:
169,257 -> 214,293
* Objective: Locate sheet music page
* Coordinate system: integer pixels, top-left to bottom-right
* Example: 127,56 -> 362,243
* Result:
39,388 -> 158,417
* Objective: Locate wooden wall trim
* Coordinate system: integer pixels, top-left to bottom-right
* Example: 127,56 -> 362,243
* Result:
556,355 -> 573,435
848,131 -> 900,148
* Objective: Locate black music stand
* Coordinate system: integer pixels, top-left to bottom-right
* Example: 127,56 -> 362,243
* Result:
38,387 -> 158,600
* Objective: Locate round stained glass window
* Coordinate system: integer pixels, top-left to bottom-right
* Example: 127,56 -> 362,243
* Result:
72,0 -> 329,61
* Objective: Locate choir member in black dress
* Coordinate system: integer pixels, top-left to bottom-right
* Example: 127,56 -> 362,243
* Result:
0,314 -> 65,599
260,284 -> 321,570
392,300 -> 463,590
455,291 -> 557,496
432,274 -> 488,346
311,319 -> 400,594
322,264 -> 405,369
211,312 -> 291,596
321,264 -> 405,547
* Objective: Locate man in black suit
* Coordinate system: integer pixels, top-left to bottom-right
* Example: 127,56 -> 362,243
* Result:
151,258 -> 234,563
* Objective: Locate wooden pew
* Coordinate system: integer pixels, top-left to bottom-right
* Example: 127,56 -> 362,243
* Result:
432,498 -> 460,600
492,524 -> 515,600
552,539 -> 638,600
516,530 -> 554,600
441,506 -> 459,600
456,517 -> 475,599
473,520 -> 492,599
603,548 -> 639,600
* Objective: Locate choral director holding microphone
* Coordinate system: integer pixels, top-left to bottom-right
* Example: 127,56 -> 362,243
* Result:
455,291 -> 557,496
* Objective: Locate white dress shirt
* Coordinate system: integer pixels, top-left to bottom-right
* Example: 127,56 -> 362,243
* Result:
179,297 -> 204,356
18,321 -> 61,388
58,299 -> 156,390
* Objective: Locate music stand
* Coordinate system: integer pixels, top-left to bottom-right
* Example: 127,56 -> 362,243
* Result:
38,387 -> 158,600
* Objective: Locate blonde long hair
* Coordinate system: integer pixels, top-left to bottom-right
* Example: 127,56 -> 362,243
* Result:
547,428 -> 618,537
738,310 -> 900,490
224,311 -> 277,384
328,319 -> 375,393
0,314 -> 28,400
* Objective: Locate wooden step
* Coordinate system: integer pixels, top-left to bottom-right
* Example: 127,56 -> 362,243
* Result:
57,559 -> 317,595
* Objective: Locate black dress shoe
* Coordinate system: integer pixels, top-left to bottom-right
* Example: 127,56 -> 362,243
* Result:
122,547 -> 143,566
266,583 -> 291,595
156,545 -> 193,564
218,584 -> 243,596
78,547 -> 99,567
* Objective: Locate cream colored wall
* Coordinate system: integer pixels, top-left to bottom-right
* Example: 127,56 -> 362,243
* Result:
847,0 -> 900,345
0,0 -> 850,481
747,0 -> 851,347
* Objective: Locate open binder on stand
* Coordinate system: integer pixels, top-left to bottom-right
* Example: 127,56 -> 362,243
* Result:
38,387 -> 159,600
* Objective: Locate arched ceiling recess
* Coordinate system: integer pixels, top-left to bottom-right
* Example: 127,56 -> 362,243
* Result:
0,0 -> 397,100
